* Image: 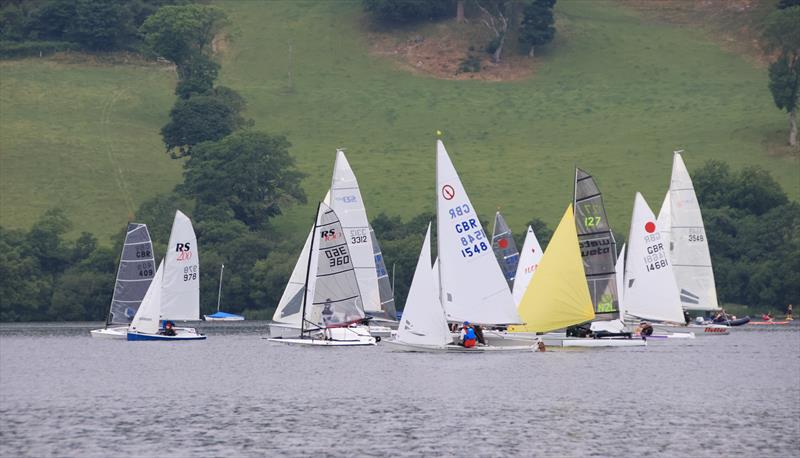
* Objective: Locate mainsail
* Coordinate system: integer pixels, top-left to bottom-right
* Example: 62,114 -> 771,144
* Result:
436,140 -> 520,325
511,226 -> 543,307
615,244 -> 626,319
369,225 -> 397,321
160,210 -> 200,321
329,150 -> 383,316
303,203 -> 366,330
107,223 -> 155,325
668,151 -> 719,311
491,211 -> 520,288
573,168 -> 619,320
656,192 -> 671,254
396,224 -> 451,347
509,205 -> 595,333
129,260 -> 164,335
623,193 -> 684,323
273,191 -> 331,326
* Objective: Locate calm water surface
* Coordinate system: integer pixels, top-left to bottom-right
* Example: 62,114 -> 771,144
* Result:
1,322 -> 798,457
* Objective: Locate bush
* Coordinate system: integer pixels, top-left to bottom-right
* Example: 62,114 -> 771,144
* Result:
0,40 -> 79,59
457,53 -> 481,73
363,0 -> 454,24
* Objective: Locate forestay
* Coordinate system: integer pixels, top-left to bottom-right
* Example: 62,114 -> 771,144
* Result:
273,191 -> 331,326
668,152 -> 719,311
436,140 -> 520,325
397,224 -> 451,346
304,203 -> 366,330
623,193 -> 684,323
573,168 -> 619,320
509,205 -> 595,333
369,225 -> 397,321
491,211 -> 520,288
108,223 -> 156,325
161,210 -> 200,321
329,151 -> 382,316
129,260 -> 164,335
511,226 -> 543,307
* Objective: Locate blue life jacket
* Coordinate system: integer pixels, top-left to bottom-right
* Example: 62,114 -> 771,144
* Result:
465,328 -> 476,341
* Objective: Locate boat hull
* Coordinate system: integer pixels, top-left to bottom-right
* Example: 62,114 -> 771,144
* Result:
651,323 -> 729,336
127,328 -> 206,341
539,333 -> 647,347
203,316 -> 245,321
89,326 -> 128,339
749,321 -> 790,325
384,339 -> 535,352
266,336 -> 376,346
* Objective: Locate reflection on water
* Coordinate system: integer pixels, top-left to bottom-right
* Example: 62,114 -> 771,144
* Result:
1,322 -> 798,457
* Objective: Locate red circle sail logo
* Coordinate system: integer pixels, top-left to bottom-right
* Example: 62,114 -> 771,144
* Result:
645,221 -> 656,233
498,239 -> 508,249
442,185 -> 455,200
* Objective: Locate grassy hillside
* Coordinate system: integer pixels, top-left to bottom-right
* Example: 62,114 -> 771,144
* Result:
1,0 -> 797,244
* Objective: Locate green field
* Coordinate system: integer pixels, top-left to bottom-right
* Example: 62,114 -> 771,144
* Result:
1,0 -> 797,244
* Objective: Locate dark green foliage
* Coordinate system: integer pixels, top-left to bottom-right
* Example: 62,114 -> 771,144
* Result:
778,0 -> 800,9
0,0 -> 179,54
0,212 -> 116,321
160,92 -> 249,156
695,162 -> 798,311
139,4 -> 226,66
457,53 -> 481,73
768,54 -> 799,113
512,217 -> 552,250
363,0 -> 454,24
175,53 -> 220,98
518,0 -> 556,56
182,132 -> 307,228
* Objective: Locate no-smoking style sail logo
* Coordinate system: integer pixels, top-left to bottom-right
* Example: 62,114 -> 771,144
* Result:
442,184 -> 455,200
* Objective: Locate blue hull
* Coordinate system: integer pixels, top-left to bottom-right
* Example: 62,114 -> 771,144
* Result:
127,332 -> 206,341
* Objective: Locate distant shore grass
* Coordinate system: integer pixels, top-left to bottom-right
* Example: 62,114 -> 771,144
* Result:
1,0 -> 797,244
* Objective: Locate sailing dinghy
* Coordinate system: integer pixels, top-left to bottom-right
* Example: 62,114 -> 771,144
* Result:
204,264 -> 245,321
622,193 -> 726,337
386,224 -> 534,352
91,223 -> 156,339
127,211 -> 205,341
267,203 -> 376,346
508,205 -> 645,347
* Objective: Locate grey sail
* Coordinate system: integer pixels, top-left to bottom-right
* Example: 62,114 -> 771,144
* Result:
491,211 -> 519,289
573,168 -> 619,320
305,203 -> 366,329
369,225 -> 398,321
107,223 -> 156,325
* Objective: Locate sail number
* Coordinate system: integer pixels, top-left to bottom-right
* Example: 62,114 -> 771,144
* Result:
136,249 -> 151,258
349,228 -> 368,244
584,216 -> 602,228
643,233 -> 668,272
688,234 -> 705,242
138,266 -> 154,277
183,265 -> 198,281
324,246 -> 350,267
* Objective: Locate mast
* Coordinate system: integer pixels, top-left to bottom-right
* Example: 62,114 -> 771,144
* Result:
216,264 -> 225,313
300,202 -> 322,336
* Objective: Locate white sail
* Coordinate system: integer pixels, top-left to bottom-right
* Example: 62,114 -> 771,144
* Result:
129,260 -> 164,335
329,150 -> 382,315
304,203 -> 365,329
615,243 -> 626,320
669,152 -> 719,311
511,226 -> 543,307
161,210 -> 199,321
432,257 -> 440,298
397,224 -> 451,346
656,192 -> 671,255
623,193 -> 684,323
436,140 -> 520,325
273,191 -> 331,325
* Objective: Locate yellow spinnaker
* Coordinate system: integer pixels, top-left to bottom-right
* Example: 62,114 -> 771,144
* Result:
509,204 -> 595,333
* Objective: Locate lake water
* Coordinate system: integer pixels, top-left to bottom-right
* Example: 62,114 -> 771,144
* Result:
1,322 -> 798,457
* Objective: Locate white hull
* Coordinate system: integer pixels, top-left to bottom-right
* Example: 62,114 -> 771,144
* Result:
651,323 -> 728,336
635,332 -> 695,340
89,326 -> 128,339
384,339 -> 535,352
367,325 -> 395,338
485,331 -> 646,347
266,323 -> 377,346
266,336 -> 376,346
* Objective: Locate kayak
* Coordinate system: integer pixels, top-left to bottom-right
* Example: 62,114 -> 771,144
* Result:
749,321 -> 789,325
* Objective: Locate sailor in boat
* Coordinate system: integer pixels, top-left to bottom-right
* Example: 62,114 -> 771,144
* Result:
636,321 -> 653,339
473,324 -> 486,345
536,339 -> 546,352
683,310 -> 692,325
787,304 -> 794,320
761,312 -> 773,322
460,322 -> 478,348
162,321 -> 177,337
